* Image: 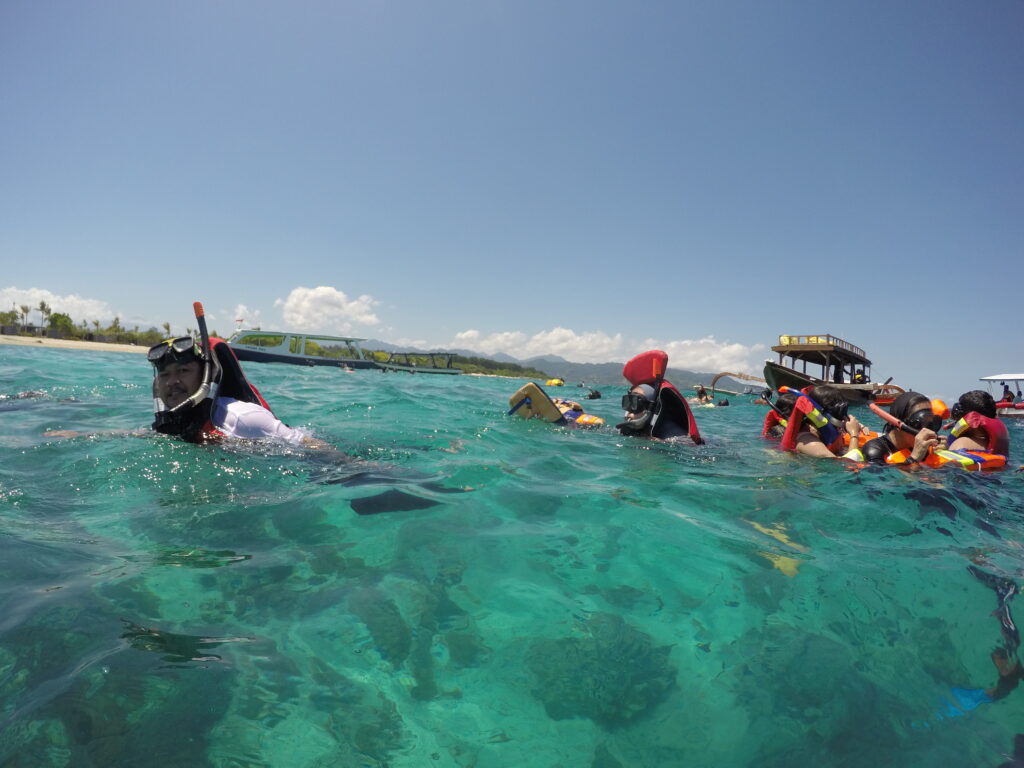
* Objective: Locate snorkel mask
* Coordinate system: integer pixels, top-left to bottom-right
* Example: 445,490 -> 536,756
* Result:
149,303 -> 220,437
617,385 -> 657,434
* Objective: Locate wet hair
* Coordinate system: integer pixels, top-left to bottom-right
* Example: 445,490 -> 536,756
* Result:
810,385 -> 846,418
956,389 -> 997,419
775,391 -> 798,418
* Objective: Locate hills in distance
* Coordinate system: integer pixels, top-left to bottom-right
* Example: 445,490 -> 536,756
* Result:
364,339 -> 756,390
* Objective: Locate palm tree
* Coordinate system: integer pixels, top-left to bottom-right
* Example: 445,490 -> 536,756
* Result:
19,305 -> 30,330
162,321 -> 171,337
37,301 -> 51,328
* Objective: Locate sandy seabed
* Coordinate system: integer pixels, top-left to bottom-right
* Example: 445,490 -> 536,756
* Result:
0,335 -> 147,355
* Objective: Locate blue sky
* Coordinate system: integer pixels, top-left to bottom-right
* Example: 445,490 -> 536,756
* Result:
2,0 -> 1022,399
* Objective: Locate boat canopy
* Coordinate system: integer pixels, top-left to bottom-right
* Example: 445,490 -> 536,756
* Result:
771,334 -> 870,366
769,333 -> 872,385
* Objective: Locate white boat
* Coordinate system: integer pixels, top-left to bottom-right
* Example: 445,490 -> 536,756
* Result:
979,374 -> 1024,419
226,330 -> 376,369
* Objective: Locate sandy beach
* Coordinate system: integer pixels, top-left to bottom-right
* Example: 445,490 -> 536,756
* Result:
0,335 -> 148,354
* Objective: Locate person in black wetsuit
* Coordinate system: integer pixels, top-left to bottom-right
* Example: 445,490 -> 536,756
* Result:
861,391 -> 941,466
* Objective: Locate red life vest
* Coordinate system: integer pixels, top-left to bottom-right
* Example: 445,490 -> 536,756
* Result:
762,410 -> 786,437
947,411 -> 1009,456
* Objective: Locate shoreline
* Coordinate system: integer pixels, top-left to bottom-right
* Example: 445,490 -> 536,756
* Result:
0,336 -> 532,379
0,335 -> 148,354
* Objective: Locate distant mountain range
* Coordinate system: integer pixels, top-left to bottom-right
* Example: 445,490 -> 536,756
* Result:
365,339 -> 758,392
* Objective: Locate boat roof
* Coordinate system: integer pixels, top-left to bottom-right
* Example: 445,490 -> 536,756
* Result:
229,330 -> 367,343
980,374 -> 1024,382
770,334 -> 871,366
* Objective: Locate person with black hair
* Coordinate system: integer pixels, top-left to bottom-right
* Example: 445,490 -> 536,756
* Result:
948,390 -> 998,452
946,389 -> 1010,457
149,336 -> 325,446
861,392 -> 940,465
785,385 -> 864,459
762,390 -> 799,439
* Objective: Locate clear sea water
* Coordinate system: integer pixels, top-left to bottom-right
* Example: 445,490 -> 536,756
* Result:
2,344 -> 1022,768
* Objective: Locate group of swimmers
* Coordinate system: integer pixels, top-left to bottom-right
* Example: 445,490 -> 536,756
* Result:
516,347 -> 1013,473
761,384 -> 1010,470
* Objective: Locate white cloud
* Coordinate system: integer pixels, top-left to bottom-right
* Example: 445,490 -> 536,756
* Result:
641,336 -> 766,372
451,327 -> 623,363
274,286 -> 381,333
232,304 -> 262,330
0,286 -> 115,323
451,326 -> 764,371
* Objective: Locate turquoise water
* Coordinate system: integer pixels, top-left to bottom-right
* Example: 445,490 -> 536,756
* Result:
2,345 -> 1022,767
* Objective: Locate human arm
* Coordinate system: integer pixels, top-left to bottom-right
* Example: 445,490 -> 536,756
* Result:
794,432 -> 840,458
214,400 -> 344,453
44,429 -> 146,439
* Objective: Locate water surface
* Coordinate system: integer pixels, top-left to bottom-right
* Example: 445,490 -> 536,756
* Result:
1,345 -> 1022,767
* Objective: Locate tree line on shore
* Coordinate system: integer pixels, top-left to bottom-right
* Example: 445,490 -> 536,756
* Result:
1,303 -> 551,379
0,302 -> 213,347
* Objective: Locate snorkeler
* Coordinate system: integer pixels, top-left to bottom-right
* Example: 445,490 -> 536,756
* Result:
946,390 -> 1010,456
617,350 -> 703,444
861,392 -> 941,466
45,303 -> 329,449
777,385 -> 864,459
761,390 -> 799,440
865,391 -> 1008,470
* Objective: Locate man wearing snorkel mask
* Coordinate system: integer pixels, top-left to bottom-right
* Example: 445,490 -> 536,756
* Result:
861,392 -> 941,465
619,384 -> 660,435
149,336 -> 316,445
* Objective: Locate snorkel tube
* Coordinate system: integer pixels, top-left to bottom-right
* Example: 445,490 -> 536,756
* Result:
189,301 -> 219,406
869,399 -> 949,437
869,402 -> 919,435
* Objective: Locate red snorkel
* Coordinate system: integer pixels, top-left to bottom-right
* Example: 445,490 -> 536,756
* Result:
868,399 -> 949,437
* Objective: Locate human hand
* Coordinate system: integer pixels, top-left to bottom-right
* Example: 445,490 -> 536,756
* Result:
911,428 -> 939,460
845,415 -> 862,438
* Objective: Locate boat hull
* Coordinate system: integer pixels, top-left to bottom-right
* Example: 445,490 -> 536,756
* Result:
228,346 -> 377,369
374,362 -> 460,375
763,360 -> 875,404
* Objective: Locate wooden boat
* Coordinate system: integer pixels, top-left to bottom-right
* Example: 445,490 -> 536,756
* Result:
763,334 -> 903,404
709,371 -> 767,398
226,330 -> 376,369
374,351 -> 461,375
980,374 -> 1024,419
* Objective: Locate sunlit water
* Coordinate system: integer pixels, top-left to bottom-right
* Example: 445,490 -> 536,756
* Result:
1,344 -> 1022,767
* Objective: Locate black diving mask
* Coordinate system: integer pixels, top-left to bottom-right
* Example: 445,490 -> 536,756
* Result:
621,392 -> 654,413
903,410 -> 942,433
148,337 -> 203,368
828,401 -> 849,423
